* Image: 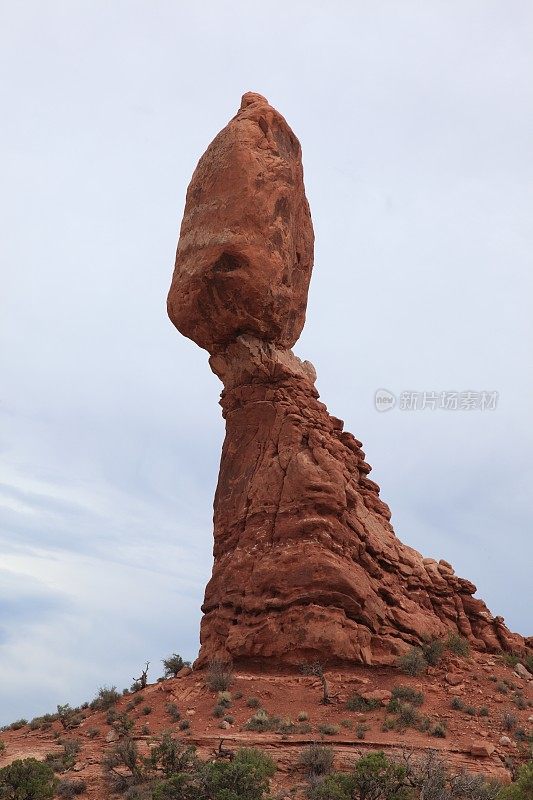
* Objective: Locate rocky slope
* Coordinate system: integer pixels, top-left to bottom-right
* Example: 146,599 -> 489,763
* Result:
167,92 -> 531,668
1,654 -> 531,798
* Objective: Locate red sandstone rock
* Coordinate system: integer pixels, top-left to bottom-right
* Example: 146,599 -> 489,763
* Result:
168,93 -> 532,669
168,92 -> 313,353
470,742 -> 495,758
361,689 -> 392,704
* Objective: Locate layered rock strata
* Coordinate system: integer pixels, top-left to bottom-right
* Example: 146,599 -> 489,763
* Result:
168,92 -> 529,666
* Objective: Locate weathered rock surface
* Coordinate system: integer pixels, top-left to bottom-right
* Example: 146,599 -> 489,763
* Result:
168,92 -> 313,353
168,93 -> 531,667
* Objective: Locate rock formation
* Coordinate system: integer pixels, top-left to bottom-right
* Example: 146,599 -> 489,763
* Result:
168,92 -> 530,667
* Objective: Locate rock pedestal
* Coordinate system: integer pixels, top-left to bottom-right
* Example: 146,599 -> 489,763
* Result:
168,93 -> 529,666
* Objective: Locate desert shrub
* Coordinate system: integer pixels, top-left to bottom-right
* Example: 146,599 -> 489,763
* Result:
147,732 -> 197,778
390,685 -> 424,707
398,647 -> 428,676
126,695 -> 144,711
165,703 -> 181,722
446,632 -> 471,657
246,697 -> 260,709
479,706 -> 490,717
346,694 -> 380,712
55,777 -> 87,796
217,692 -> 232,708
244,710 -> 272,732
276,717 -> 296,735
90,686 -> 120,711
497,681 -> 509,694
498,761 -> 533,800
212,704 -> 225,719
395,702 -> 420,729
29,713 -> 58,732
197,747 -> 275,800
0,740 -> 5,755
356,723 -> 369,740
422,637 -> 446,666
8,719 -> 28,731
0,758 -> 56,799
178,719 -> 190,731
465,705 -> 477,716
113,713 -> 134,738
431,721 -> 447,738
299,744 -> 334,777
297,711 -> 309,722
318,723 -> 340,736
223,715 -> 234,725
206,660 -> 233,692
513,693 -> 527,710
308,751 -> 410,800
141,706 -> 152,716
86,727 -> 100,738
502,713 -> 518,731
44,739 -> 81,773
130,681 -> 143,693
103,738 -> 145,792
451,696 -> 465,710
162,653 -> 190,678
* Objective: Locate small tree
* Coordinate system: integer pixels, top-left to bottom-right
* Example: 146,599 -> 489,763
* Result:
162,654 -> 190,678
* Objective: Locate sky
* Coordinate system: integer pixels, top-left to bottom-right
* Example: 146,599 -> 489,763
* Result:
0,1 -> 532,725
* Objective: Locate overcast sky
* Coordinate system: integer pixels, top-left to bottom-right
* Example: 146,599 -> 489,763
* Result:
1,1 -> 532,725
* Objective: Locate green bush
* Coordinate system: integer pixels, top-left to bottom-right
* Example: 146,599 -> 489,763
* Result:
90,686 -> 120,711
162,654 -> 189,678
451,696 -> 465,711
318,723 -> 340,736
246,697 -> 260,709
199,748 -> 275,800
390,685 -> 424,707
44,739 -> 80,773
299,744 -> 334,777
0,740 -> 5,755
148,732 -> 197,779
497,761 -> 533,799
422,637 -> 446,666
446,632 -> 470,657
308,751 -> 411,800
397,647 -> 428,676
0,758 -> 56,799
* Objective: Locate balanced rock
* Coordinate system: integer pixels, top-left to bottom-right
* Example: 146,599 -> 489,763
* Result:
169,93 -> 531,668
